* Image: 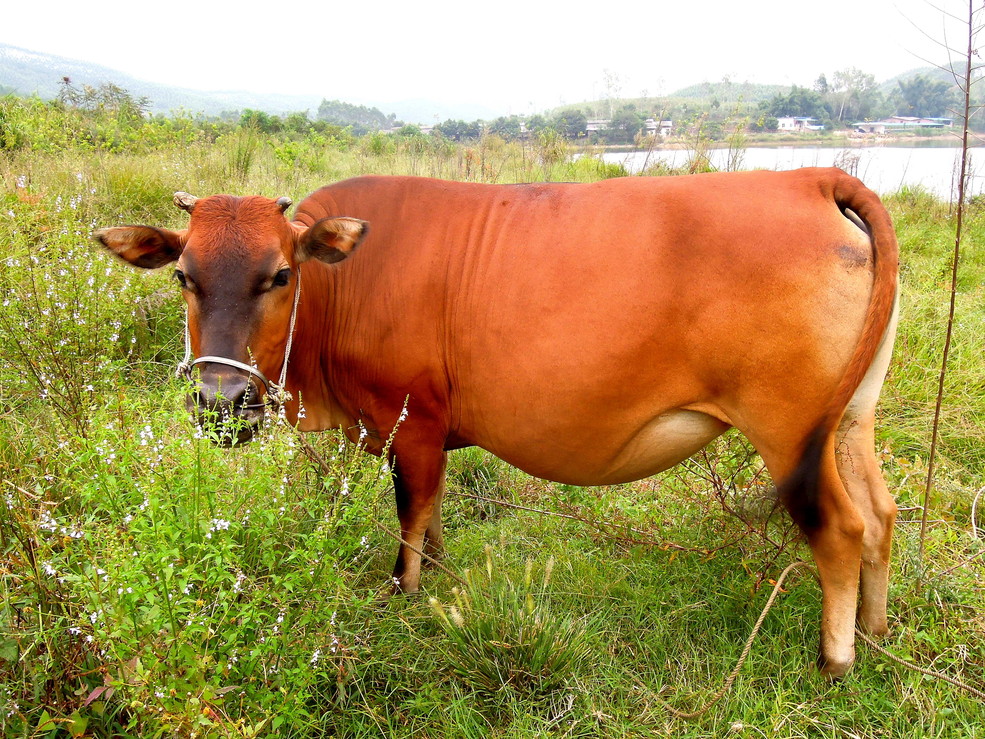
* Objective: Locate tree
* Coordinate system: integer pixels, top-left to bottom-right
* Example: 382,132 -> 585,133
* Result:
608,105 -> 645,144
551,109 -> 588,139
434,119 -> 480,141
749,114 -> 779,132
488,116 -> 522,140
896,75 -> 957,117
525,114 -> 550,134
315,99 -> 396,132
761,86 -> 828,119
602,69 -> 623,118
830,67 -> 879,122
283,111 -> 314,135
240,109 -> 281,134
56,77 -> 149,123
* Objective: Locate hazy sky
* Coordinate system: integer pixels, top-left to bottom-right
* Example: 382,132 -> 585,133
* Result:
0,0 -> 972,112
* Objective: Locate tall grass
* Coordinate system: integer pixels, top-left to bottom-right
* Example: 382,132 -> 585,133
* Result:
0,114 -> 983,736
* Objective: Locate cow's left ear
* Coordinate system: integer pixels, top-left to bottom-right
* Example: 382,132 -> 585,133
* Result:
296,217 -> 369,264
92,226 -> 185,269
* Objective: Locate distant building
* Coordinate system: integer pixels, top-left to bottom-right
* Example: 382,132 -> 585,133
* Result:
776,116 -> 824,132
584,118 -> 672,136
644,118 -> 673,136
854,116 -> 954,134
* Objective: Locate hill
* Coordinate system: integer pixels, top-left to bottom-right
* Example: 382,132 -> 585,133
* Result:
668,79 -> 788,104
0,43 -> 499,123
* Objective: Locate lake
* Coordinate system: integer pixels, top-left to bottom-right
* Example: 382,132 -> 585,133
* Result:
601,143 -> 983,200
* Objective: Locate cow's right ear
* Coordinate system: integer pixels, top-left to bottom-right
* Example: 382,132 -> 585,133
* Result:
92,226 -> 185,269
295,217 -> 369,264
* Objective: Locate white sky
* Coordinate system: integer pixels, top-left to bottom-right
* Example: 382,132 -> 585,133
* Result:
0,0 -> 973,113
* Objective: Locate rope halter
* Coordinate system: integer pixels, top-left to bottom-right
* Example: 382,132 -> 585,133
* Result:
176,267 -> 301,413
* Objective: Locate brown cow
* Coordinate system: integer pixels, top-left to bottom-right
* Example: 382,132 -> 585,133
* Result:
94,169 -> 899,677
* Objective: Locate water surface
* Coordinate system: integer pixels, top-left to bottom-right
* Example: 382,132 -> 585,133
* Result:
602,144 -> 982,199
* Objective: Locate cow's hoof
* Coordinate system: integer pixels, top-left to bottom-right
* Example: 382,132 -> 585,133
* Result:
818,653 -> 854,680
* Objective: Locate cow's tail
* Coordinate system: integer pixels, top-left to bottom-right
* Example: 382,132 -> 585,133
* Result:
781,170 -> 899,531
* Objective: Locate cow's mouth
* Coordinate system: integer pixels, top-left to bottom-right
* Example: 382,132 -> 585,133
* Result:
187,396 -> 266,447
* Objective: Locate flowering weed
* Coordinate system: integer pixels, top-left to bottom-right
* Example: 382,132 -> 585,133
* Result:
0,170 -> 392,735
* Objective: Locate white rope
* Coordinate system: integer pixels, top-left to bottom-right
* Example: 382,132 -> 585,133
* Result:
176,312 -> 193,379
267,268 -> 301,408
971,485 -> 984,539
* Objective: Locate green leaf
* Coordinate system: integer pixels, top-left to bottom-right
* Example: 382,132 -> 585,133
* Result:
68,711 -> 89,737
0,638 -> 18,663
35,710 -> 55,732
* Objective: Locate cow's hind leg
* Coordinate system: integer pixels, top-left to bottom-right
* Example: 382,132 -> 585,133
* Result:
760,436 -> 866,678
836,411 -> 896,637
804,449 -> 866,677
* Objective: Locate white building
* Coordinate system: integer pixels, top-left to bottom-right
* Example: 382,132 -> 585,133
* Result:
644,118 -> 673,136
776,116 -> 824,132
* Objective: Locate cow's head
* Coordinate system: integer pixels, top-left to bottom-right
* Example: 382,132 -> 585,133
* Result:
94,193 -> 367,445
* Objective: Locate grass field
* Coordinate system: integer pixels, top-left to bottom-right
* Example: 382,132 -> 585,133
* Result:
1,119 -> 984,737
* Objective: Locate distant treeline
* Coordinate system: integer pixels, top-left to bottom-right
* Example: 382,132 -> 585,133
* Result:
1,70 -> 978,157
315,99 -> 401,133
750,69 -> 964,131
0,82 -> 635,154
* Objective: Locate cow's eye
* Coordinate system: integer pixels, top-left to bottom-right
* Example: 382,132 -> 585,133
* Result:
173,269 -> 188,288
272,268 -> 291,288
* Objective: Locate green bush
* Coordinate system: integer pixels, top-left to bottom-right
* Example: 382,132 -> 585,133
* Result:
429,547 -> 590,697
0,385 -> 390,736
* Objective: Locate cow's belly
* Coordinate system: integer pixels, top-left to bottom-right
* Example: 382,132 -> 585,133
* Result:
493,409 -> 731,486
589,409 -> 731,485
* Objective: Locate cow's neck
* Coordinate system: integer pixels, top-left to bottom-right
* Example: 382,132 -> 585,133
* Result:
280,264 -> 359,438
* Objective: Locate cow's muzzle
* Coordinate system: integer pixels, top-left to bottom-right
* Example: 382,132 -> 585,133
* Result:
184,357 -> 271,446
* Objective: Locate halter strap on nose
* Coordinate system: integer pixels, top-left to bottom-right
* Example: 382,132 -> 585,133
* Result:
187,356 -> 272,393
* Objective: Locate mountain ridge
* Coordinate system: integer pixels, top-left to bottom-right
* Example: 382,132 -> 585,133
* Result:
0,43 -> 499,123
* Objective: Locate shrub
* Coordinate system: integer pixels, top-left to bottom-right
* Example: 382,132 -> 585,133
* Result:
429,546 -> 590,697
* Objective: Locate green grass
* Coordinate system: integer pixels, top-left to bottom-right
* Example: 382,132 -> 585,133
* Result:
1,112 -> 983,737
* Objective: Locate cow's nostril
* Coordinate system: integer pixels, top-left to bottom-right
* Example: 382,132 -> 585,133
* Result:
194,371 -> 254,412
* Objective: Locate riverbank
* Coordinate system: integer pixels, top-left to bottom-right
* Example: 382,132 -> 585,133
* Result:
598,131 -> 964,152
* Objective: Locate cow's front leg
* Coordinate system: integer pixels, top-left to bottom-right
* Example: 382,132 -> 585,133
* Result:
424,458 -> 447,559
390,444 -> 447,593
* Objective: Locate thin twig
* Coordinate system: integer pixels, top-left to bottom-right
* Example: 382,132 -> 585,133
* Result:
855,628 -> 985,700
937,547 -> 985,576
3,480 -> 43,501
655,560 -> 985,720
297,435 -> 333,477
920,0 -> 977,564
656,561 -> 817,719
453,491 -> 586,523
971,486 -> 985,538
